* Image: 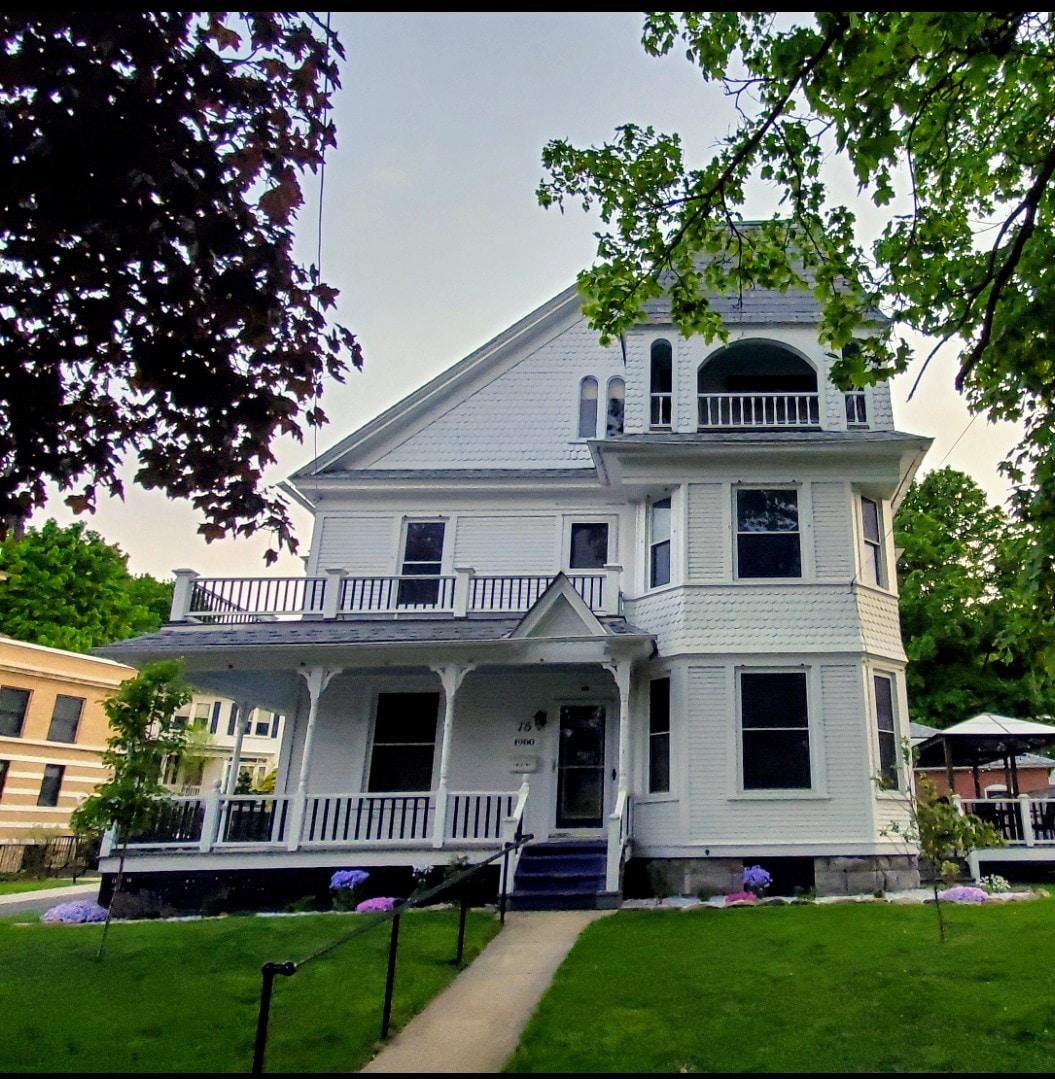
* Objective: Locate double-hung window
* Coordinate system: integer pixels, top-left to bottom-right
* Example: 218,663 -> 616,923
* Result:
0,687 -> 30,738
569,523 -> 609,570
873,673 -> 899,789
649,498 -> 671,587
47,695 -> 84,743
740,671 -> 811,790
367,692 -> 439,792
648,678 -> 671,794
861,497 -> 885,587
398,521 -> 446,606
736,488 -> 801,578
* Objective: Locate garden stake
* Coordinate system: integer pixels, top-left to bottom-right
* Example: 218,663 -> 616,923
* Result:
455,893 -> 468,966
253,960 -> 297,1074
380,910 -> 401,1040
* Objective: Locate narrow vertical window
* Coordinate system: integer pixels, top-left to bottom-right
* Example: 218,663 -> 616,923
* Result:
209,700 -> 222,734
650,340 -> 673,428
37,764 -> 64,807
649,678 -> 671,794
649,498 -> 672,587
874,674 -> 898,789
227,702 -> 238,737
861,497 -> 885,587
578,377 -> 598,438
398,521 -> 446,606
606,377 -> 625,436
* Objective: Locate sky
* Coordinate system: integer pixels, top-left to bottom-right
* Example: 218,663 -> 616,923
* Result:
34,12 -> 1023,580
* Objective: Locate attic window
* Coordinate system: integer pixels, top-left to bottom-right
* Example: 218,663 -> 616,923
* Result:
606,377 -> 625,436
650,341 -> 672,428
578,377 -> 598,438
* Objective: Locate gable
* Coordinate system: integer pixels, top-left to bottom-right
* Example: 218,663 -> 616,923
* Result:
510,574 -> 608,640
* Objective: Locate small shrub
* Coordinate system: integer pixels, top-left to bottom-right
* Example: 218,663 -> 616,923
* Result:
109,889 -> 178,920
286,895 -> 322,913
980,873 -> 1011,894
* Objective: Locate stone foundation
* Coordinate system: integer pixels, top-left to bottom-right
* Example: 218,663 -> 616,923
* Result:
630,853 -> 919,898
813,855 -> 919,896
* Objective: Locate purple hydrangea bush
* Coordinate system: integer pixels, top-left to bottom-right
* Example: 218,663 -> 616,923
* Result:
356,896 -> 396,913
41,900 -> 108,924
330,868 -> 370,911
742,865 -> 771,896
939,885 -> 988,903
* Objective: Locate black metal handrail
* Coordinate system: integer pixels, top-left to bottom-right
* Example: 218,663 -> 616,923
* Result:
251,832 -> 534,1074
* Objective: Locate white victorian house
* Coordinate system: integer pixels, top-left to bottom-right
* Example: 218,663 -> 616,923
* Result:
101,277 -> 931,908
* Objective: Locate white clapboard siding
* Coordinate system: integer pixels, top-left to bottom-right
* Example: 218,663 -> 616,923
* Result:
313,516 -> 399,575
453,515 -> 558,575
686,483 -> 729,581
812,482 -> 853,578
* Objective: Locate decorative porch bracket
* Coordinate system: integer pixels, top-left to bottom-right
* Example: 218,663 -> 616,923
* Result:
287,667 -> 341,851
430,663 -> 475,848
602,657 -> 633,892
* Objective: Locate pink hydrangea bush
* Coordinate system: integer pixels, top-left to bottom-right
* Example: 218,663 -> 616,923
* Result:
723,891 -> 758,905
356,896 -> 396,913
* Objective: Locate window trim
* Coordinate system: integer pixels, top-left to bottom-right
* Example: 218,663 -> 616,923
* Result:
872,671 -> 901,792
649,339 -> 673,429
647,677 -> 671,795
0,686 -> 31,739
577,376 -> 599,439
605,377 -> 625,437
734,486 -> 802,581
648,496 -> 672,589
860,496 -> 887,589
736,667 -> 815,795
565,518 -> 613,572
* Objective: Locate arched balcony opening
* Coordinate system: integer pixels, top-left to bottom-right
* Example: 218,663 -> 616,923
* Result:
697,341 -> 820,428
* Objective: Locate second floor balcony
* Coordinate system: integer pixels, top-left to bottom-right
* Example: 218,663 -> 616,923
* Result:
170,566 -> 621,624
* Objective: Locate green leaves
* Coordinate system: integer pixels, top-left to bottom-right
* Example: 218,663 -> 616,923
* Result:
540,12 -> 1055,609
0,520 -> 172,652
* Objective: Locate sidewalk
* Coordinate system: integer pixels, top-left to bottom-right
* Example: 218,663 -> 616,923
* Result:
0,880 -> 100,917
361,908 -> 610,1073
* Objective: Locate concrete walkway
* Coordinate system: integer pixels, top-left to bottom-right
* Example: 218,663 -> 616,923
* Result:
361,908 -> 610,1073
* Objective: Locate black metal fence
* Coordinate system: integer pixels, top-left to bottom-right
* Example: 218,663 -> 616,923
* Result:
251,833 -> 533,1074
0,835 -> 98,879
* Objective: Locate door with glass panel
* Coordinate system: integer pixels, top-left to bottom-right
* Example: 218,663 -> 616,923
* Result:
556,704 -> 606,828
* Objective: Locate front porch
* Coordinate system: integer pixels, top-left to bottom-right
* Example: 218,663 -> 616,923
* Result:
960,795 -> 1055,877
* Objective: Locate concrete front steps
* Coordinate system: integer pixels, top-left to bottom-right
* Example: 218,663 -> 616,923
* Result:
509,839 -> 618,910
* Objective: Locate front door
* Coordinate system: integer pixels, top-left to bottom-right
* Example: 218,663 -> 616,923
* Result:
556,704 -> 606,828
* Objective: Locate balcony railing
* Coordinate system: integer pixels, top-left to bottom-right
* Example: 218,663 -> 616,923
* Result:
172,566 -> 620,623
959,796 -> 1055,846
697,392 -> 820,429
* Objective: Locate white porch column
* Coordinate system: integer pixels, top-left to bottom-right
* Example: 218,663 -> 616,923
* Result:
200,781 -> 222,852
603,657 -> 633,793
453,567 -> 475,618
322,567 -> 345,619
430,663 -> 475,848
225,700 -> 254,795
287,667 -> 340,851
602,563 -> 623,616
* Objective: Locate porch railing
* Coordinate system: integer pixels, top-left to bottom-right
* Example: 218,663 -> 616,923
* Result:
606,789 -> 634,892
958,796 -> 1055,846
172,566 -> 619,623
108,786 -> 524,855
697,392 -> 820,428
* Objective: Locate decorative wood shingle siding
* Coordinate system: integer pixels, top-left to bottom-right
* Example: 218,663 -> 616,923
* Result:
686,484 -> 729,580
453,515 -> 557,575
314,516 -> 398,575
626,585 -> 864,656
370,321 -> 623,469
811,482 -> 853,578
856,589 -> 907,662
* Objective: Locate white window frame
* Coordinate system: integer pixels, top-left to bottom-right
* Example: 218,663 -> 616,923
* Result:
605,377 -> 625,436
649,338 -> 674,429
860,496 -> 887,589
647,676 -> 672,795
577,376 -> 599,439
735,667 -> 816,795
647,496 -> 673,589
563,515 -> 616,572
365,690 -> 441,794
871,670 -> 901,792
734,486 -> 802,581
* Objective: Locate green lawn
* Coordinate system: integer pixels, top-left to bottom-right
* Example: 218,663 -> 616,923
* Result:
0,908 -> 499,1073
506,898 -> 1055,1073
0,878 -> 91,896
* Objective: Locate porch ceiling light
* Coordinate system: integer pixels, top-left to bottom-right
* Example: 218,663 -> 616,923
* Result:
533,710 -> 548,729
